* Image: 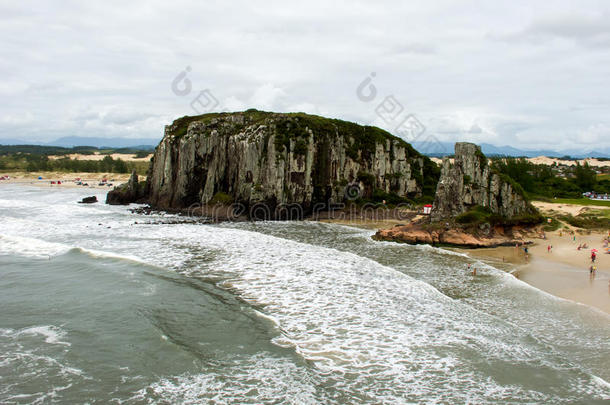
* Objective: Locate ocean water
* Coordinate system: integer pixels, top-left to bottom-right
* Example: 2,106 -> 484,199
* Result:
0,184 -> 609,404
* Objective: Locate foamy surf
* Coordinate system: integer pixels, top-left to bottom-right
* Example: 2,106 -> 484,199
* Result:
15,325 -> 71,346
1,185 -> 609,404
0,234 -> 72,258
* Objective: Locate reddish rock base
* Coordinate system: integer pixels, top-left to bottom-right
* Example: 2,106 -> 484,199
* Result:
373,223 -> 532,248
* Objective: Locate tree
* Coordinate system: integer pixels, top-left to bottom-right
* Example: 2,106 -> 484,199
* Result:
113,158 -> 128,173
573,162 -> 597,191
100,156 -> 114,172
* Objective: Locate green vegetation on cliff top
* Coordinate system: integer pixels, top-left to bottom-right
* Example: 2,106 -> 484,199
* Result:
169,109 -> 441,201
169,109 -> 421,158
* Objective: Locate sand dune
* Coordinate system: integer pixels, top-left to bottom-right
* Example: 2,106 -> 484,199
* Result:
47,152 -> 153,162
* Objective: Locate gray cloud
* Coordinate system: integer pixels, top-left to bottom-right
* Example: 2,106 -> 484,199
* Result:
0,0 -> 608,153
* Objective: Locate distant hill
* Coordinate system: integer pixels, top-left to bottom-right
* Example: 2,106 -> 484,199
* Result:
1,134 -> 608,158
0,138 -> 30,145
412,141 -> 610,159
46,136 -> 160,149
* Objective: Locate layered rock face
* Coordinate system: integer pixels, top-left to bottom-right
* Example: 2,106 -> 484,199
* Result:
146,110 -> 429,215
106,170 -> 147,205
431,143 -> 533,221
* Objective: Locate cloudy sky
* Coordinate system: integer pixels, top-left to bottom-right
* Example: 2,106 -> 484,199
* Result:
1,0 -> 609,151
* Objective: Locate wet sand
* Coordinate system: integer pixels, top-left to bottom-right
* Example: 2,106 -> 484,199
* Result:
518,232 -> 610,314
466,231 -> 610,314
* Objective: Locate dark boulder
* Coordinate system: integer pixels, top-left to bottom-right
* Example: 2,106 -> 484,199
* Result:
79,196 -> 98,204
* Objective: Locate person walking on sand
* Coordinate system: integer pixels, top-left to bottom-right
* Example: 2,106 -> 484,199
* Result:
547,245 -> 552,253
591,251 -> 597,263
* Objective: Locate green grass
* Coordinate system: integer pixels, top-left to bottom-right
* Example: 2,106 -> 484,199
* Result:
454,205 -> 544,227
557,211 -> 610,229
208,192 -> 234,205
541,198 -> 610,207
167,109 -> 421,158
542,219 -> 562,232
597,173 -> 610,181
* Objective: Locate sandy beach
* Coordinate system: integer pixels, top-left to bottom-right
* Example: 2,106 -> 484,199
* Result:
47,152 -> 153,162
466,231 -> 610,313
0,171 -> 132,189
430,156 -> 610,168
517,232 -> 610,313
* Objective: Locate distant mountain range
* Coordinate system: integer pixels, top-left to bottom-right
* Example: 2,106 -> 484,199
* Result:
0,136 -> 608,158
412,141 -> 610,159
0,136 -> 160,150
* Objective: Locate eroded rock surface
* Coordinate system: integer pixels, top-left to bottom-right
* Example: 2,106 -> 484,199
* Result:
373,223 -> 530,248
431,142 -> 534,221
106,170 -> 147,205
145,110 -> 433,215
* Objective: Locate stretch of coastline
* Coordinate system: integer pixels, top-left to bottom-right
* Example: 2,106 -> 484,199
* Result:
0,171 -> 132,189
319,204 -> 610,315
2,174 -> 609,315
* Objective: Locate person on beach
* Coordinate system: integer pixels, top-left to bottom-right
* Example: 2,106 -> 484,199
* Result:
591,251 -> 597,263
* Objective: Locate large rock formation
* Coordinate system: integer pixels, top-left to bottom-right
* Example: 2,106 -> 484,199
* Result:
431,143 -> 534,221
106,170 -> 147,205
140,110 -> 436,216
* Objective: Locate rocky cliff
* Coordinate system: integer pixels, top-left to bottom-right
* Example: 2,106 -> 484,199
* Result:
106,170 -> 147,205
137,110 -> 437,217
431,142 -> 535,221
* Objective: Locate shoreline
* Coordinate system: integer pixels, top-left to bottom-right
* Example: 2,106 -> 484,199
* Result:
3,178 -> 609,314
325,216 -> 610,315
0,171 -> 132,189
460,231 -> 610,314
517,232 -> 609,314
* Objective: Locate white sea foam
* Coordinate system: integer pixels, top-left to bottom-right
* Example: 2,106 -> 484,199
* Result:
16,325 -> 71,346
134,354 -> 323,404
76,247 -> 144,263
2,185 -> 609,403
0,234 -> 71,258
138,224 -> 609,402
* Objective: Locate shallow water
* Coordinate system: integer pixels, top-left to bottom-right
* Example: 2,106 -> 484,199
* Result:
0,184 -> 608,404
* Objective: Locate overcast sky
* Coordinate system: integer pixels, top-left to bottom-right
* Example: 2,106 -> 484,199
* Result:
1,0 -> 609,151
